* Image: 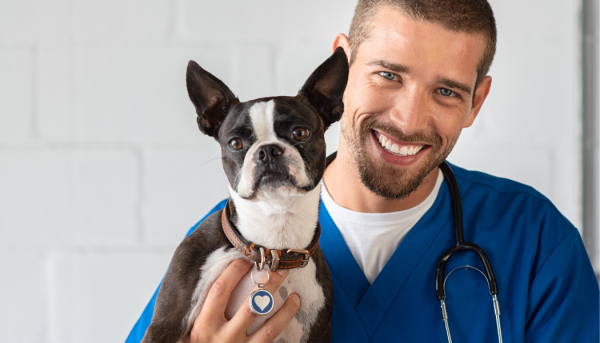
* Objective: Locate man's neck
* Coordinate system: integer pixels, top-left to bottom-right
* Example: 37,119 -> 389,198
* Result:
323,142 -> 439,213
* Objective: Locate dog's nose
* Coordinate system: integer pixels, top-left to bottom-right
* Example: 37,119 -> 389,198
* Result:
256,144 -> 283,164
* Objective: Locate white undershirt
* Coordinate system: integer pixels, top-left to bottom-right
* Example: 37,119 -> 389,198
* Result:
320,169 -> 444,284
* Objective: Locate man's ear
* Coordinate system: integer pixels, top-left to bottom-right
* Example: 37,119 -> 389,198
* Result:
299,47 -> 349,130
332,33 -> 351,58
464,76 -> 492,128
186,60 -> 239,138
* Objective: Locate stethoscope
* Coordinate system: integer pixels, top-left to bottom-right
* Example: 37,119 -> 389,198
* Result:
325,153 -> 503,341
438,161 -> 503,343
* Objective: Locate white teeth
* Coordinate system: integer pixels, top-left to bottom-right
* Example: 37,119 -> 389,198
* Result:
377,132 -> 424,156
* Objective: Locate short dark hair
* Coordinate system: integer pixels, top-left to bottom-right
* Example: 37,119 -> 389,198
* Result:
348,0 -> 497,89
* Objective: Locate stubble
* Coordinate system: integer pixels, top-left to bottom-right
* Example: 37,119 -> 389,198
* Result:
341,115 -> 454,200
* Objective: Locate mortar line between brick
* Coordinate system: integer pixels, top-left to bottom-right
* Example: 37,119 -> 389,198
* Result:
134,146 -> 145,244
31,45 -> 40,139
44,254 -> 56,343
167,0 -> 188,39
268,43 -> 276,94
166,0 -> 176,38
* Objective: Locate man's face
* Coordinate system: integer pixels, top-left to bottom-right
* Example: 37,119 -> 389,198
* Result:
340,7 -> 488,199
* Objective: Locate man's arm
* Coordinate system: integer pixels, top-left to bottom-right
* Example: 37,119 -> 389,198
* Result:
126,199 -> 301,343
125,200 -> 228,343
525,227 -> 599,342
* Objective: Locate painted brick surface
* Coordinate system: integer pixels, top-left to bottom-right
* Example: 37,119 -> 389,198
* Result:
472,41 -> 577,146
234,44 -> 275,101
0,150 -> 72,249
49,252 -> 172,343
276,43 -> 334,96
184,0 -> 355,43
142,147 -> 229,249
72,149 -> 139,247
74,0 -> 171,41
0,252 -> 46,343
73,45 -> 232,144
0,0 -> 71,43
0,49 -> 33,143
0,0 -> 589,342
38,45 -> 74,141
494,0 -> 576,43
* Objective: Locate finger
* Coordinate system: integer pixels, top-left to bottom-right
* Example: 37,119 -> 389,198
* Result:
198,258 -> 253,322
248,294 -> 301,343
228,268 -> 290,330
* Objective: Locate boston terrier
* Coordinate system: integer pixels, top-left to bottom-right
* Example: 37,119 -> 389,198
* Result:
141,47 -> 348,343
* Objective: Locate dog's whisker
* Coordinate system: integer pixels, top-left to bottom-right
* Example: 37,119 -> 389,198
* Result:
198,156 -> 221,168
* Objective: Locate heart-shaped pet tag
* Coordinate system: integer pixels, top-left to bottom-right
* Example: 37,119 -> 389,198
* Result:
249,289 -> 274,315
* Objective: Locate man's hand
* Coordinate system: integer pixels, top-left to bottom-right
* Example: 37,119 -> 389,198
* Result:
189,259 -> 301,343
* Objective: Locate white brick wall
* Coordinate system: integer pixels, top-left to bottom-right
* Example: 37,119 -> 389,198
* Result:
0,1 -> 589,342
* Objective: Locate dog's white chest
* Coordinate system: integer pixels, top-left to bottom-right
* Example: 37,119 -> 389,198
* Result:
187,247 -> 326,343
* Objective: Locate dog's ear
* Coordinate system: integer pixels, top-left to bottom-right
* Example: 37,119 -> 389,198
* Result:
299,47 -> 349,130
186,61 -> 239,138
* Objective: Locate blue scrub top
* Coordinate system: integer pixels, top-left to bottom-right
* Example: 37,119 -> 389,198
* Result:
126,164 -> 599,343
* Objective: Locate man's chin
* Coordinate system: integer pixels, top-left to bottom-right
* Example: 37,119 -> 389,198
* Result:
359,163 -> 416,200
358,145 -> 441,200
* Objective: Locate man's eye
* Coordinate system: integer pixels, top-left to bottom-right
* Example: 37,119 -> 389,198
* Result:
379,71 -> 398,81
439,88 -> 454,97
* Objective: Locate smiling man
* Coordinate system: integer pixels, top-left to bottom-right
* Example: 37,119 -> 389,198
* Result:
128,1 -> 599,342
326,2 -> 492,214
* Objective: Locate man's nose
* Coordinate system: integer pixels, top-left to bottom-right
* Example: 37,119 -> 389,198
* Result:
389,90 -> 429,135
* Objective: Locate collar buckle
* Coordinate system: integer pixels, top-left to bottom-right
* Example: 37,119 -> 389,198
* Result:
287,249 -> 311,268
270,250 -> 280,272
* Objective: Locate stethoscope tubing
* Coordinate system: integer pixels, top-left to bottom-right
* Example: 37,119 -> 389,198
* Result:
323,154 -> 502,342
436,161 -> 499,300
436,161 -> 503,343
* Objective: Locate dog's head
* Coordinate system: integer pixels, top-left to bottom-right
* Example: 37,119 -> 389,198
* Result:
186,47 -> 348,200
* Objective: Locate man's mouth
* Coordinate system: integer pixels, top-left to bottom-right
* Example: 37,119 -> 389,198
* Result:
373,130 -> 426,157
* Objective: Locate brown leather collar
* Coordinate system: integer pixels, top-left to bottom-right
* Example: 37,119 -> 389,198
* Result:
221,201 -> 321,271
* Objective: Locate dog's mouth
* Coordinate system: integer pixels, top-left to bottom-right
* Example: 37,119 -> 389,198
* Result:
238,169 -> 308,200
255,170 -> 296,190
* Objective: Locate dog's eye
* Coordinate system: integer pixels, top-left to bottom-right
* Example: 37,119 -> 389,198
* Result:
292,128 -> 309,141
228,138 -> 243,150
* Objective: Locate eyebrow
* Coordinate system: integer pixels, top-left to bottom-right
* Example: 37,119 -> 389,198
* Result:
366,60 -> 411,74
437,77 -> 472,95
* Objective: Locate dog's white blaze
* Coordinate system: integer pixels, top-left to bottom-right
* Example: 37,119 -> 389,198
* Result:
236,100 -> 312,198
250,100 -> 277,142
184,248 -> 325,343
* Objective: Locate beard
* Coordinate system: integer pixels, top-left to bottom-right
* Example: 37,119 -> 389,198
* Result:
341,116 -> 455,200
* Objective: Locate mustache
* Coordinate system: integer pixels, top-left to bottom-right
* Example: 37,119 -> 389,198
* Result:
362,119 -> 442,146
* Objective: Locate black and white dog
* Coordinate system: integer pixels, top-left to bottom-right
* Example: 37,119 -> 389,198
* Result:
141,47 -> 348,343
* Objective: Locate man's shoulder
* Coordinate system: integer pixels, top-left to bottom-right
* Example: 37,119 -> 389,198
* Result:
449,163 -> 574,232
448,164 -> 583,274
450,163 -> 552,204
185,198 -> 228,237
